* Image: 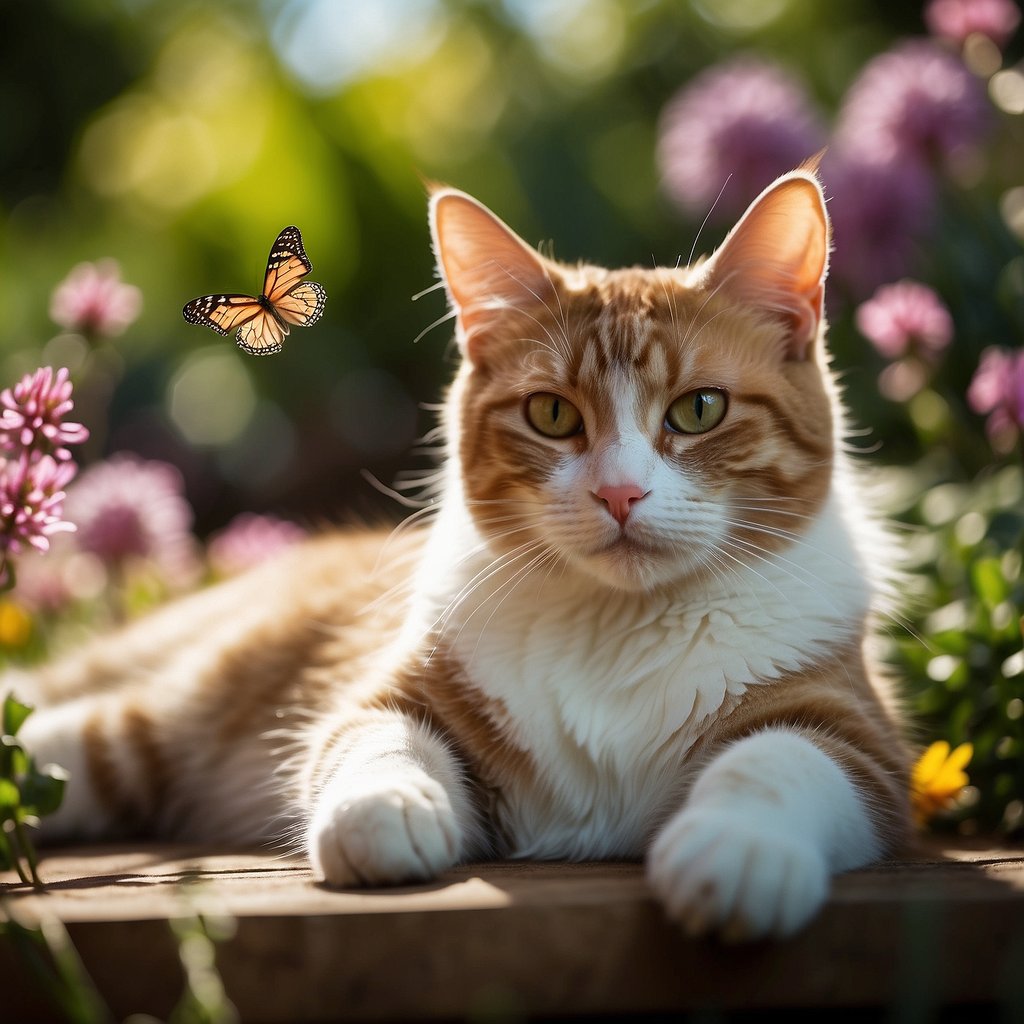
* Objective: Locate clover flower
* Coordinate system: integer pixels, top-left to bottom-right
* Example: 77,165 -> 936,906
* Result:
856,280 -> 954,360
49,259 -> 143,339
0,366 -> 88,590
0,455 -> 78,588
967,347 -> 1024,451
64,453 -> 201,588
207,512 -> 306,578
857,280 -> 954,401
834,40 -> 990,172
0,366 -> 89,462
657,57 -> 826,221
911,740 -> 973,827
925,0 -> 1021,50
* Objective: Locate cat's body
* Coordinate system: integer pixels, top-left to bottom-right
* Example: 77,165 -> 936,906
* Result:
10,167 -> 912,940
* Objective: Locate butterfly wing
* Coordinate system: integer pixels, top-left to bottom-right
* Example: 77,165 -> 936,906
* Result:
236,309 -> 287,356
273,281 -> 327,327
182,294 -> 263,335
263,226 -> 314,304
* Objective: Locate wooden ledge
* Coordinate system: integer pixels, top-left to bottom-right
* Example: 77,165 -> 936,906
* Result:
3,842 -> 1024,1021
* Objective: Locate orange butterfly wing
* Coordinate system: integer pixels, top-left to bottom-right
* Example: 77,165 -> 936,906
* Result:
273,281 -> 327,327
182,293 -> 263,335
263,226 -> 315,303
236,310 -> 287,356
182,226 -> 327,355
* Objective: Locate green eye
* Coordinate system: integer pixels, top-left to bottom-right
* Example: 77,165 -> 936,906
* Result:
666,389 -> 728,434
525,393 -> 583,438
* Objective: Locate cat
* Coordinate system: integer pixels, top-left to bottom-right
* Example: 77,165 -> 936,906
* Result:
8,164 -> 911,941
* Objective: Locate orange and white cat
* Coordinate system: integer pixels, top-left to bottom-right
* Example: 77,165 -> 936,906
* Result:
10,166 -> 911,940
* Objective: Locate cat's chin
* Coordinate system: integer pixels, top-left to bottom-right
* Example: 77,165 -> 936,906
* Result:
571,536 -> 701,594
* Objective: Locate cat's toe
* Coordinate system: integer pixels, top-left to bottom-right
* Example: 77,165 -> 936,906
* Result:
308,771 -> 461,887
646,807 -> 828,941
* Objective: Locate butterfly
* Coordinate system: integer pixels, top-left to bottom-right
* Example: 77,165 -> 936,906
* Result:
182,226 -> 327,355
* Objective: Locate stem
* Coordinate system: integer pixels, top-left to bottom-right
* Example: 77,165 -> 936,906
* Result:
13,816 -> 42,888
1,823 -> 31,886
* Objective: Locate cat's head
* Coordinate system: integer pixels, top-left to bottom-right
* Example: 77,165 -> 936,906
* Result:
430,168 -> 837,593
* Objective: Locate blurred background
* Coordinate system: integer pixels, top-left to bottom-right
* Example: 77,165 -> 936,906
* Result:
0,0 -> 1022,834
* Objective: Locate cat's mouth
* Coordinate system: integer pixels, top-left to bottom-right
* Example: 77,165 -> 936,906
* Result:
590,532 -> 663,559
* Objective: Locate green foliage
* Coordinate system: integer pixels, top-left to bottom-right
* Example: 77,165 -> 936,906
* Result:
0,904 -> 238,1024
0,692 -> 68,887
0,906 -> 113,1024
882,463 -> 1024,835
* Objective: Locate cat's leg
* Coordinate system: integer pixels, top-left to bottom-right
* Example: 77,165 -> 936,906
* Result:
306,709 -> 479,886
16,692 -> 149,842
646,729 -> 886,941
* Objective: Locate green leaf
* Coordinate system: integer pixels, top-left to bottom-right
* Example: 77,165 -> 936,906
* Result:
1,736 -> 28,780
972,557 -> 1008,609
2,693 -> 33,738
0,777 -> 20,811
21,765 -> 68,817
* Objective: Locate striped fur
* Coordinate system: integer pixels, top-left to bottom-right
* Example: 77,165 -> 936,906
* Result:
9,169 -> 911,939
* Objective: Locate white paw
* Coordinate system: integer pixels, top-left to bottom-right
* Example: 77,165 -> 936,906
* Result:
308,770 -> 462,887
646,806 -> 828,941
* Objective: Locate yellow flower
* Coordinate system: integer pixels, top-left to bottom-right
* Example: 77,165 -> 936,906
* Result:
910,740 -> 973,827
0,600 -> 32,649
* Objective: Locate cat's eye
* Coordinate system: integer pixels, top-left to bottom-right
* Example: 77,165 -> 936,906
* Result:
525,393 -> 584,438
665,389 -> 728,434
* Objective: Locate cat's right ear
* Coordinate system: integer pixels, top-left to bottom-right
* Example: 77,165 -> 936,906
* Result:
430,188 -> 556,363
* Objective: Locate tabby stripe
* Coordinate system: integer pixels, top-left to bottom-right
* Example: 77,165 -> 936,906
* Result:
123,705 -> 169,816
83,712 -> 129,820
741,393 -> 830,457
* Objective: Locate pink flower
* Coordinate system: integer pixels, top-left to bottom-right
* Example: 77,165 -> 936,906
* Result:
834,40 -> 991,171
0,366 -> 89,461
49,259 -> 142,338
207,513 -> 306,577
856,281 -> 954,361
657,57 -> 826,221
968,347 -> 1024,450
64,453 -> 201,587
0,365 -> 88,590
925,0 -> 1021,49
824,153 -> 938,299
0,454 -> 78,587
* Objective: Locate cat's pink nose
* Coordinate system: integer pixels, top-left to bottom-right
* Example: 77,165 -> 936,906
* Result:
594,484 -> 646,526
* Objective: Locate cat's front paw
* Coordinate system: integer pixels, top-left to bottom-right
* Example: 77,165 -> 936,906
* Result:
308,770 -> 461,887
646,806 -> 828,941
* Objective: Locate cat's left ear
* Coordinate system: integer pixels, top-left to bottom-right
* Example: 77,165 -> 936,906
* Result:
430,187 -> 558,363
698,169 -> 829,360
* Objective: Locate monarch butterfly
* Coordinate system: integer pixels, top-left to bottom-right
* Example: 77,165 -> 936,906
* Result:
182,226 -> 327,355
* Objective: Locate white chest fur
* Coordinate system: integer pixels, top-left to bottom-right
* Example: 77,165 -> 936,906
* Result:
416,484 -> 875,859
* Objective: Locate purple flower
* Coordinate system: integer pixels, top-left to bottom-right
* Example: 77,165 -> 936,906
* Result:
0,454 -> 77,587
64,453 -> 201,587
49,259 -> 142,338
0,366 -> 89,462
824,153 -> 938,299
834,40 -> 991,171
925,0 -> 1021,50
207,513 -> 306,577
967,347 -> 1024,451
657,57 -> 826,221
856,281 -> 954,361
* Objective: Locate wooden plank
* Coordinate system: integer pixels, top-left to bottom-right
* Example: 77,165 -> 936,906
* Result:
2,843 -> 1024,1021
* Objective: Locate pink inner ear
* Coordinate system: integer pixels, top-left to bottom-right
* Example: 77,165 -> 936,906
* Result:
430,190 -> 556,360
701,174 -> 830,360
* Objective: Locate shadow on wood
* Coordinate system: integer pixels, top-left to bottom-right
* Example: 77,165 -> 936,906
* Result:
2,841 -> 1023,1022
